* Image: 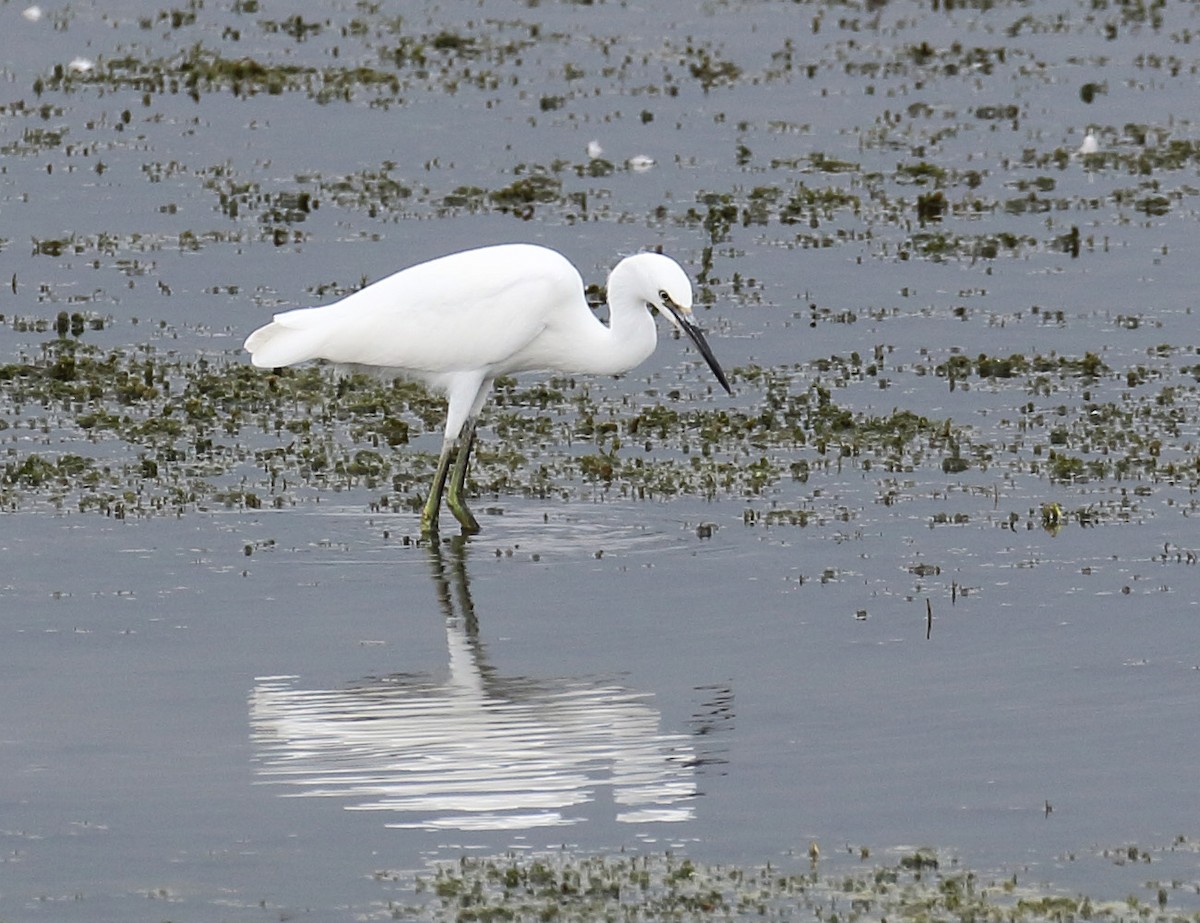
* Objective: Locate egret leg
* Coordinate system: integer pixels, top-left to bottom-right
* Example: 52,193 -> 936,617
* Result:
446,421 -> 480,534
421,441 -> 456,536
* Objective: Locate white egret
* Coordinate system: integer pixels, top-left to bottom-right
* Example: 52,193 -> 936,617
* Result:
1077,129 -> 1099,156
243,243 -> 732,534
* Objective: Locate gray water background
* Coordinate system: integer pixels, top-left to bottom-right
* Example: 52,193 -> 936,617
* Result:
2,0 -> 1199,919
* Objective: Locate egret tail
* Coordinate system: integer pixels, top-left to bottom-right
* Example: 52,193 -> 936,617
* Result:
244,309 -> 332,368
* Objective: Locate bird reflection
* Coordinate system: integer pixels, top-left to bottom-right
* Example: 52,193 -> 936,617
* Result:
249,538 -> 700,831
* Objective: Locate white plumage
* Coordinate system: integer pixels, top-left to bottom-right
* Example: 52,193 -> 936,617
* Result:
244,243 -> 731,534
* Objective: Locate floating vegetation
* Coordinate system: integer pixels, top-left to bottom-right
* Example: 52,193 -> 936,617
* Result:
10,0 -> 1200,269
4,0 -> 1200,526
368,842 -> 1200,923
2,330 -> 1198,523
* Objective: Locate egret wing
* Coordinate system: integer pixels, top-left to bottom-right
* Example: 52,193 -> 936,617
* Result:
247,245 -> 582,374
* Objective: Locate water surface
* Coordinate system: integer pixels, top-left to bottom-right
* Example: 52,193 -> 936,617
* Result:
3,0 -> 1200,919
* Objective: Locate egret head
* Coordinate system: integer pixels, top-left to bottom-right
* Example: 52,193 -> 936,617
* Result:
617,252 -> 732,395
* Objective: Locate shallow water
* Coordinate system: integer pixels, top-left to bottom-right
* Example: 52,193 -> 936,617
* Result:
4,0 -> 1200,919
5,500 -> 1199,918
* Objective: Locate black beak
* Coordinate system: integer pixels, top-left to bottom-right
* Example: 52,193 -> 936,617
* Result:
678,314 -> 732,395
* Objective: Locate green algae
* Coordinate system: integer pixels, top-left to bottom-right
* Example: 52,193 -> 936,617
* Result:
2,329 -> 1197,528
5,0 -> 1200,527
17,5 -> 1200,265
369,840 -> 1200,923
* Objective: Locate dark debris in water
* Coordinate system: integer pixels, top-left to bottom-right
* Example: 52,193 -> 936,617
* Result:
4,0 -> 1200,530
1,333 -> 1197,528
369,839 -> 1200,923
6,0 -> 1200,254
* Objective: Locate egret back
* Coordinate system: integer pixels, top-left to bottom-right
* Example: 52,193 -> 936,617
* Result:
242,244 -> 584,375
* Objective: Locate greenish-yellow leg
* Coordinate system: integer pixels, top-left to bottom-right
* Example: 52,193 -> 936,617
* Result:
421,423 -> 480,536
420,442 -> 455,535
446,422 -> 480,534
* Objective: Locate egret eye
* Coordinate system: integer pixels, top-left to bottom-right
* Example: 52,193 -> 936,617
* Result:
658,289 -> 670,304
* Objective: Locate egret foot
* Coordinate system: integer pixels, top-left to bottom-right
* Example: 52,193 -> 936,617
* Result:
446,492 -> 480,534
